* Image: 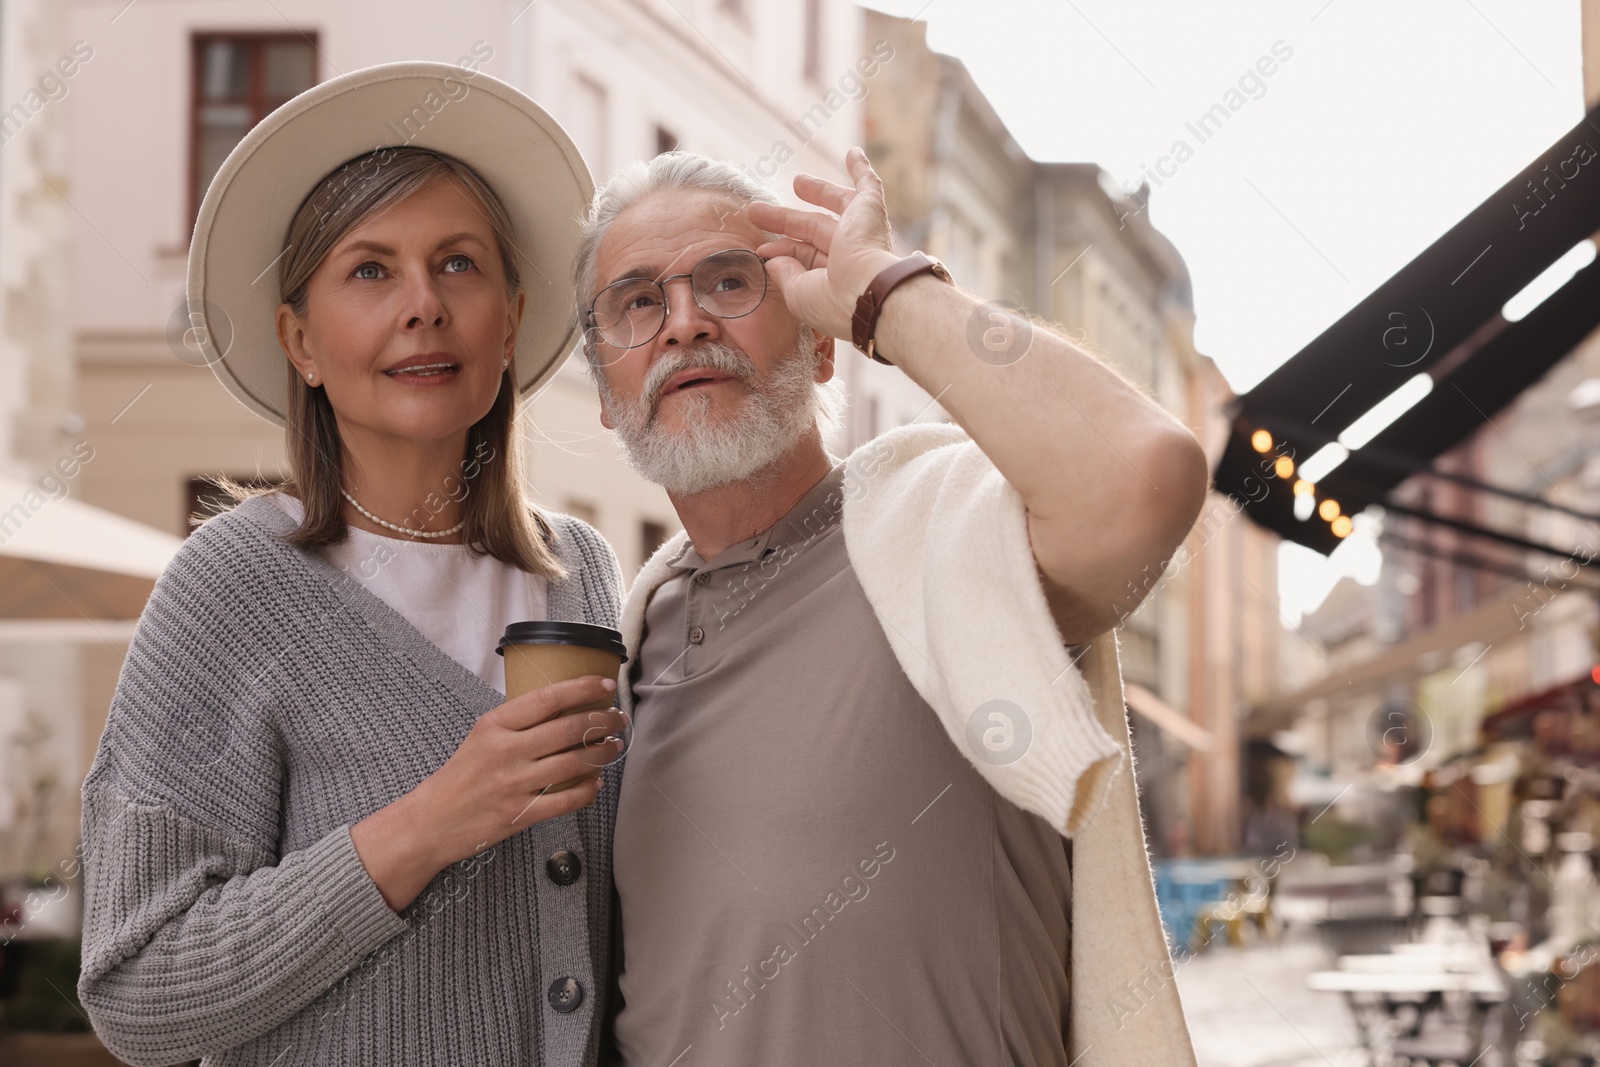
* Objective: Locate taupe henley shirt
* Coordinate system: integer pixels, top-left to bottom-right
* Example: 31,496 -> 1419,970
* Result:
612,462 -> 1077,1066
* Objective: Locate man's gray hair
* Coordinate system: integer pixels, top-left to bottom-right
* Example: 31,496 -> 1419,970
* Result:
573,151 -> 782,348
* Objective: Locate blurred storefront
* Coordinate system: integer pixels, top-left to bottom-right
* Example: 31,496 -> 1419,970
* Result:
1201,24 -> 1600,1060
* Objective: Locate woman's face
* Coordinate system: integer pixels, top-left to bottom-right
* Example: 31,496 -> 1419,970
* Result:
276,177 -> 524,447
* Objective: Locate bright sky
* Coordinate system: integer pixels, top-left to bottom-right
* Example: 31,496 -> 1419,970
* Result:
860,0 -> 1586,622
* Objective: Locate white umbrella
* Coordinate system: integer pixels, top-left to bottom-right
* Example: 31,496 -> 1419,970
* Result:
0,476 -> 184,637
0,475 -> 181,578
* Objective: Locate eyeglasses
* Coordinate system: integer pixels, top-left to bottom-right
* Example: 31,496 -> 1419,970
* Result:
586,248 -> 770,350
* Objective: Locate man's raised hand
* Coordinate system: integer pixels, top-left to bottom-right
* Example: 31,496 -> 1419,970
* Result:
747,147 -> 901,341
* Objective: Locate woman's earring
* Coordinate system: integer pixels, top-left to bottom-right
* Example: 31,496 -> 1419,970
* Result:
306,372 -> 316,383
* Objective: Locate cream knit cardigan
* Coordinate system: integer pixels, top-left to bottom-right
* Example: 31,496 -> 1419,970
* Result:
617,422 -> 1198,1065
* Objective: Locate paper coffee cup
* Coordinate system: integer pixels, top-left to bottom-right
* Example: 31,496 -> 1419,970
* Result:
496,621 -> 628,790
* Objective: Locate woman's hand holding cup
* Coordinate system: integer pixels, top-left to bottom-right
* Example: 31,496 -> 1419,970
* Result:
352,675 -> 627,912
416,674 -> 627,861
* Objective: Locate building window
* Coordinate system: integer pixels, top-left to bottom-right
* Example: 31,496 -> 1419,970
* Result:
653,124 -> 680,157
564,498 -> 599,526
185,475 -> 280,535
191,33 -> 318,224
641,519 -> 670,561
803,0 -> 823,82
719,0 -> 748,22
571,74 -> 608,179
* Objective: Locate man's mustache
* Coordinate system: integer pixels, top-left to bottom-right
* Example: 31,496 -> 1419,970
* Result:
641,344 -> 757,415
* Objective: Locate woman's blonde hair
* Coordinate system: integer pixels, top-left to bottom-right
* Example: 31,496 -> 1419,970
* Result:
208,146 -> 565,580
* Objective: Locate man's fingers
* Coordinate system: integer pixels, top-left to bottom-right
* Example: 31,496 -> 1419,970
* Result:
792,172 -> 853,215
845,146 -> 885,198
746,202 -> 837,252
756,253 -> 811,299
756,237 -> 827,272
497,675 -> 616,730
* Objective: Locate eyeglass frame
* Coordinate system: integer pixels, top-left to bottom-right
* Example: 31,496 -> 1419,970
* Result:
583,248 -> 773,351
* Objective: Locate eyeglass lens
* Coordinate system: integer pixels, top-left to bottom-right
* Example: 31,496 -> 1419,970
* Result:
592,249 -> 767,349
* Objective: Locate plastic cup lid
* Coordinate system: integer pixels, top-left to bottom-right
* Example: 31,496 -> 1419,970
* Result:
495,620 -> 627,662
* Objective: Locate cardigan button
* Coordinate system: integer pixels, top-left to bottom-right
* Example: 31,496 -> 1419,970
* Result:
546,849 -> 581,886
548,976 -> 584,1013
689,626 -> 705,645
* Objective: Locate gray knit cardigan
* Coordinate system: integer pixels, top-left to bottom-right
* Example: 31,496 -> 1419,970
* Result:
77,493 -> 625,1066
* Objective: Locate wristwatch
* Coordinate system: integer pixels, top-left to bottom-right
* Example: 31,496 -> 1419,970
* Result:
851,251 -> 954,366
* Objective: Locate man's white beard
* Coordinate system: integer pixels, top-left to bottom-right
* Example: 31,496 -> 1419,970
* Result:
604,328 -> 821,495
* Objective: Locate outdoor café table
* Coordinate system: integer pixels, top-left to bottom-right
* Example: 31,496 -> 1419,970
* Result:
1309,965 -> 1507,1062
1335,951 -> 1490,973
1309,970 -> 1506,995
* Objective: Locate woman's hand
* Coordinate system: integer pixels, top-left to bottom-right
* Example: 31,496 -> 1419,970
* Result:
351,675 -> 628,912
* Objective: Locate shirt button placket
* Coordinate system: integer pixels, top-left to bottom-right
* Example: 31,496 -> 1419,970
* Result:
685,569 -> 714,677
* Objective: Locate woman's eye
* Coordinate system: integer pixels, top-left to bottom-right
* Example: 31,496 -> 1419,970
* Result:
443,254 -> 475,273
353,262 -> 384,281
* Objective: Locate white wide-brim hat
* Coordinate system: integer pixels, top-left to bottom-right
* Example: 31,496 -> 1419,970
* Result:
187,60 -> 594,428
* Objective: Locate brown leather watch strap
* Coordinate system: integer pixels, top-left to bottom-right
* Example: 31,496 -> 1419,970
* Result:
851,251 -> 953,366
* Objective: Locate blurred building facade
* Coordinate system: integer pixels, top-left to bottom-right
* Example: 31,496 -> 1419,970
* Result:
0,0 -> 924,884
866,11 -> 1287,856
0,0 -> 98,889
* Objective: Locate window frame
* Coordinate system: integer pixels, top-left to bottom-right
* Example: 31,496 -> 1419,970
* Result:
188,31 -> 320,227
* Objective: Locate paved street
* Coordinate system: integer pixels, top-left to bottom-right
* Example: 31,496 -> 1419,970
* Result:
1176,925 -> 1369,1067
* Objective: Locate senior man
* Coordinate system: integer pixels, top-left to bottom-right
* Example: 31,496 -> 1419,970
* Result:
576,149 -> 1206,1066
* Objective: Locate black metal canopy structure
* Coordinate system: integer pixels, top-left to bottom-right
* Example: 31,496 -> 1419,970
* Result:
1214,102 -> 1600,558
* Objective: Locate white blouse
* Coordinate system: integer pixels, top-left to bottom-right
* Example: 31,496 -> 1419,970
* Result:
270,493 -> 547,694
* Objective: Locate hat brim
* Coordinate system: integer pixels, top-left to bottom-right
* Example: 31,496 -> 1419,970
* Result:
188,61 -> 594,428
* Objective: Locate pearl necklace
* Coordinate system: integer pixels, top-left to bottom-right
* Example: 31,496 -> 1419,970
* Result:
341,490 -> 466,540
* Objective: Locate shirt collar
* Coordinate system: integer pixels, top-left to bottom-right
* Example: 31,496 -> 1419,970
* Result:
666,460 -> 847,573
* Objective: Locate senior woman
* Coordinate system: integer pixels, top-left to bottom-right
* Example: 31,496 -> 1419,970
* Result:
76,63 -> 627,1065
